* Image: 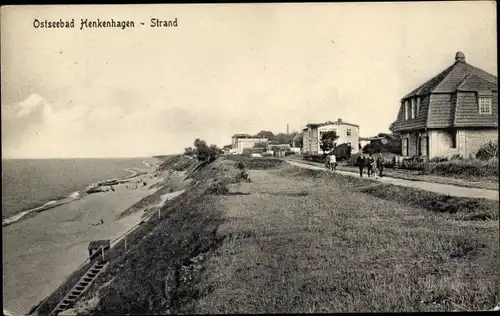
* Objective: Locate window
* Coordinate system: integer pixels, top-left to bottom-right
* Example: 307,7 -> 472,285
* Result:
403,137 -> 409,156
404,100 -> 409,120
416,97 -> 421,116
411,99 -> 416,119
346,128 -> 351,136
450,130 -> 457,149
479,97 -> 492,114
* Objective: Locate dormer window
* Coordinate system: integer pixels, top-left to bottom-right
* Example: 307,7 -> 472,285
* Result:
346,128 -> 352,136
404,100 -> 410,120
478,90 -> 493,115
411,99 -> 416,119
478,96 -> 492,115
416,97 -> 421,116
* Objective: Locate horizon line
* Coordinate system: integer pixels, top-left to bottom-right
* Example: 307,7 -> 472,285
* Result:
1,155 -> 174,160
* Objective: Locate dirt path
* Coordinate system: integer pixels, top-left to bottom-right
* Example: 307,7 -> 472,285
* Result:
286,160 -> 499,201
191,166 -> 498,313
288,158 -> 498,190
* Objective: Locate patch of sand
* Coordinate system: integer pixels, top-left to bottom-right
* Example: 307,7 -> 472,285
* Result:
2,171 -> 163,315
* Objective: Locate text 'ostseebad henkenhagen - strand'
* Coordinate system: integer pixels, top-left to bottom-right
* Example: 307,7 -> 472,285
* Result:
33,18 -> 179,30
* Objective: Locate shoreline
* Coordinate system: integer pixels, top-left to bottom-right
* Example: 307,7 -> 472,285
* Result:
3,162 -> 164,315
2,168 -> 148,228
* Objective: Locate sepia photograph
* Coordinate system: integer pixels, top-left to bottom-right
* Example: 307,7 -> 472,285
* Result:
1,1 -> 498,315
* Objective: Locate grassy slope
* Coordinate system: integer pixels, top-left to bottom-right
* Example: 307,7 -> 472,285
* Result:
187,164 -> 499,313
72,158 -> 245,315
64,158 -> 498,314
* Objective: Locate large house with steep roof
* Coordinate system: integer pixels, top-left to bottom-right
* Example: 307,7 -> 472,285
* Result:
392,51 -> 498,159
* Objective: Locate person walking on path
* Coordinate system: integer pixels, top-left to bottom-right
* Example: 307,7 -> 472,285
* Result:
367,153 -> 375,178
329,153 -> 337,171
356,155 -> 365,177
376,153 -> 384,178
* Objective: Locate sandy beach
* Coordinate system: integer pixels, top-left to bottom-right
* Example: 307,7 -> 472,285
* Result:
2,162 -> 164,315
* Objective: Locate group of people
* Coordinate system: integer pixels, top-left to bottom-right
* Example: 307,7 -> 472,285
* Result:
324,152 -> 385,178
325,152 -> 338,171
356,153 -> 384,178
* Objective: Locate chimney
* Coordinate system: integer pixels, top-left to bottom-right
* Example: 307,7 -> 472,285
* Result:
455,51 -> 466,63
337,118 -> 342,123
287,124 -> 289,135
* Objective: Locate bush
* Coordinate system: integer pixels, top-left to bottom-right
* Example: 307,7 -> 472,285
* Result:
303,154 -> 325,163
476,141 -> 499,160
238,157 -> 284,170
206,181 -> 229,195
400,156 -> 425,171
429,156 -> 449,163
236,160 -> 246,170
423,158 -> 499,178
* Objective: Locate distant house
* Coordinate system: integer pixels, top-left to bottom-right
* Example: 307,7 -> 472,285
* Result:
270,144 -> 292,157
231,134 -> 268,155
392,52 -> 498,159
302,118 -> 360,155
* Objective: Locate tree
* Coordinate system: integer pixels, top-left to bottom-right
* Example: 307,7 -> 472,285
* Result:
255,130 -> 275,140
291,133 -> 303,148
184,147 -> 195,156
253,142 -> 269,151
320,131 -> 339,155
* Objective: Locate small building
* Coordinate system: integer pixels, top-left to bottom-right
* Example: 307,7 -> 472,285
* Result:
302,118 -> 360,155
392,52 -> 498,159
270,144 -> 291,157
231,134 -> 268,155
88,239 -> 111,261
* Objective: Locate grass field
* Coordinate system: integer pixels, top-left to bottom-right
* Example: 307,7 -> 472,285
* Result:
60,159 -> 498,314
186,165 -> 499,313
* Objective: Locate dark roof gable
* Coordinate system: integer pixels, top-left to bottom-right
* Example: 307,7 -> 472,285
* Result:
403,53 -> 497,99
393,52 -> 498,132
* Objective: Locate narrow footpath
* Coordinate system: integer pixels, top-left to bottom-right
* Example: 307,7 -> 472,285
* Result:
286,160 -> 499,201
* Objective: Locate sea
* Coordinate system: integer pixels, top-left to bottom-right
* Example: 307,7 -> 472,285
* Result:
1,158 -> 152,226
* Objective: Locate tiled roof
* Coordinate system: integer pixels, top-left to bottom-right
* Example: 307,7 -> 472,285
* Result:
394,53 -> 498,132
305,120 -> 359,128
403,58 -> 497,99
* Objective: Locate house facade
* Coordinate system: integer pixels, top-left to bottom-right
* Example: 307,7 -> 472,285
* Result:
302,118 -> 360,155
231,134 -> 268,155
392,52 -> 498,159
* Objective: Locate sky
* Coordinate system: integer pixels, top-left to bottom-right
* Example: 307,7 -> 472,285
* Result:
1,2 -> 497,158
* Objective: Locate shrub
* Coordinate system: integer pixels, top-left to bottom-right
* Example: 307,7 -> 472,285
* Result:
429,156 -> 449,163
476,141 -> 499,160
400,156 -> 425,171
206,181 -> 229,195
303,154 -> 324,163
242,148 -> 253,156
423,158 -> 499,178
236,160 -> 246,170
241,157 -> 284,170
